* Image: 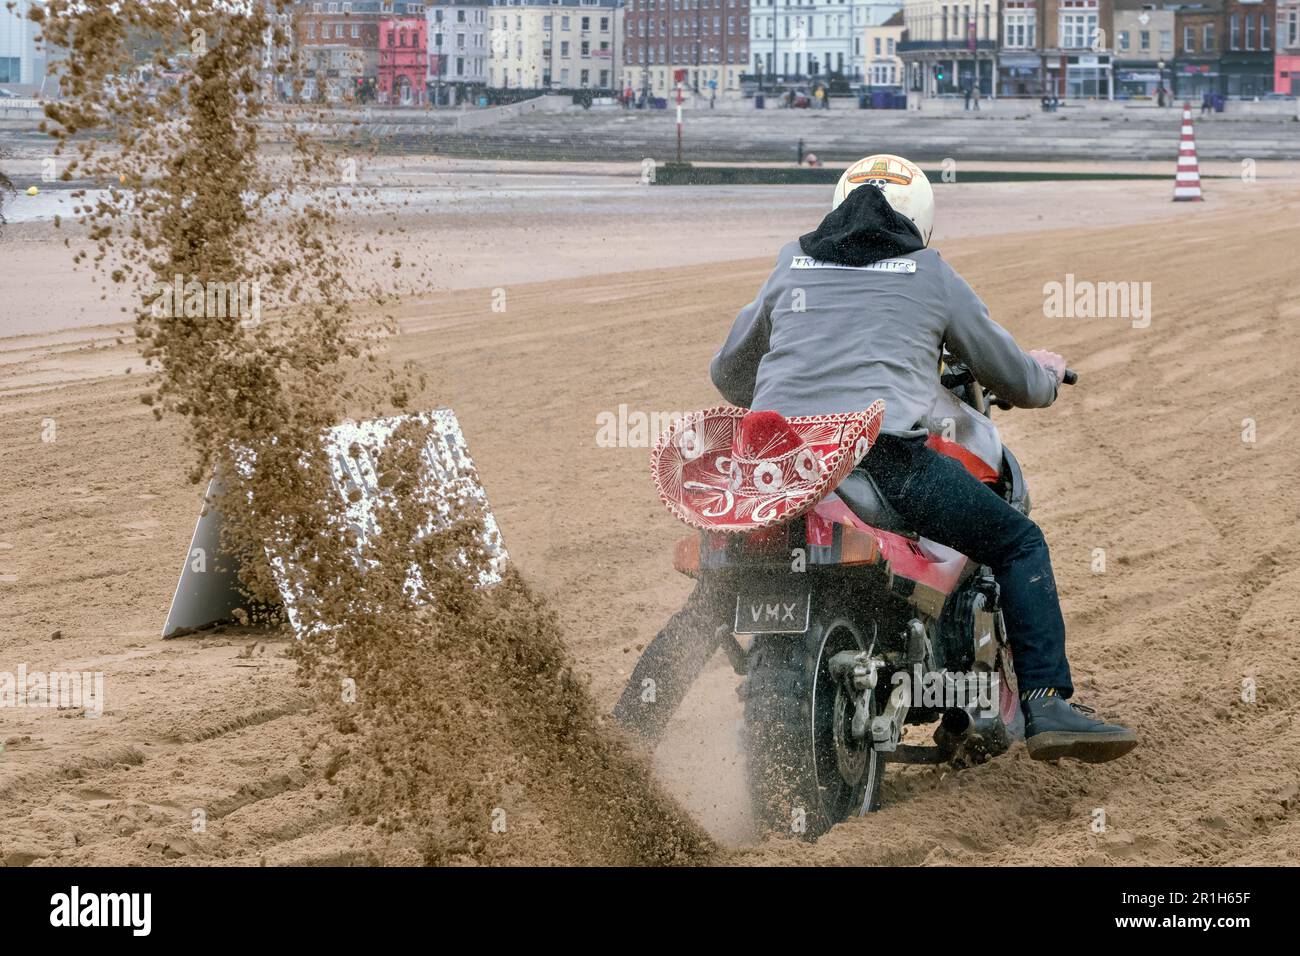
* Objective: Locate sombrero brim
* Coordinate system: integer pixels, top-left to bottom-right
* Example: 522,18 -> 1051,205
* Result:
651,401 -> 885,533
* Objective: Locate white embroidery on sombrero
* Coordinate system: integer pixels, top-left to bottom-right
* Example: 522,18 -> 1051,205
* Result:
794,448 -> 819,482
678,427 -> 702,461
752,461 -> 783,492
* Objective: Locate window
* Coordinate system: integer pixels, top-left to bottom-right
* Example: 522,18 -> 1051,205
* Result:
1139,30 -> 1149,51
1059,4 -> 1098,50
1002,10 -> 1035,49
1183,26 -> 1195,53
1262,15 -> 1271,50
1246,14 -> 1255,50
1118,30 -> 1129,51
1159,30 -> 1172,53
1230,15 -> 1240,50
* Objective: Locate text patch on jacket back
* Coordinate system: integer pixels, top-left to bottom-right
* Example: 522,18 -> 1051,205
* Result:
789,256 -> 917,274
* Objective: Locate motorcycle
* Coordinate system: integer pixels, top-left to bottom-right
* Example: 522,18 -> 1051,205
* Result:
665,357 -> 1077,839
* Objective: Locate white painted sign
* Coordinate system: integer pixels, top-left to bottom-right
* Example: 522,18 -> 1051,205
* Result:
162,408 -> 507,638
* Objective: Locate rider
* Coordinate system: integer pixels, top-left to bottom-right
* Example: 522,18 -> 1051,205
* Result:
614,154 -> 1137,764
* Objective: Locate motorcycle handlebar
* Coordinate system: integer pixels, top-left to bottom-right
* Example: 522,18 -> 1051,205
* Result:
942,367 -> 1078,391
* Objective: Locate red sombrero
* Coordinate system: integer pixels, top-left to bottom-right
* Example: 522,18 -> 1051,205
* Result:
651,401 -> 885,532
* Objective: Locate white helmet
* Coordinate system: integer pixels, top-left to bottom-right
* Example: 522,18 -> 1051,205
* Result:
832,154 -> 934,246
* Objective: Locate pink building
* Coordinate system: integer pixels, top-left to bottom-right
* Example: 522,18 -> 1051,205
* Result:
377,16 -> 428,105
1277,1 -> 1300,93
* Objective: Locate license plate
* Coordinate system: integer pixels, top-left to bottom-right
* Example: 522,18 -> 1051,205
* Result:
734,592 -> 811,634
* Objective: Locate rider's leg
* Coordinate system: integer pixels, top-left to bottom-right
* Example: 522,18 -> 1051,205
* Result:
611,580 -> 730,745
863,435 -> 1137,761
861,434 -> 1072,695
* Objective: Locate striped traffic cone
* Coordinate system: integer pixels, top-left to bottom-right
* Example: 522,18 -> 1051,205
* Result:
1173,103 -> 1204,201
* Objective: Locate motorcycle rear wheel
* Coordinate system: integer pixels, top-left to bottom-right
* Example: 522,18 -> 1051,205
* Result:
743,617 -> 883,840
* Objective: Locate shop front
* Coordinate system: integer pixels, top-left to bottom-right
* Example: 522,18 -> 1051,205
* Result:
1064,53 -> 1112,98
1174,61 -> 1220,100
998,53 -> 1043,97
1221,52 -> 1274,97
1115,64 -> 1165,98
1276,54 -> 1300,94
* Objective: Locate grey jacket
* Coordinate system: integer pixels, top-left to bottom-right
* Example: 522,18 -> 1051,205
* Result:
709,240 -> 1058,437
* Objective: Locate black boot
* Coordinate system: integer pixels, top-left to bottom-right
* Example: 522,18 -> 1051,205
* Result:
1022,689 -> 1137,763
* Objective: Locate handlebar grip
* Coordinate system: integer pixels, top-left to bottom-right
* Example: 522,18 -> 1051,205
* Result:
1062,369 -> 1078,386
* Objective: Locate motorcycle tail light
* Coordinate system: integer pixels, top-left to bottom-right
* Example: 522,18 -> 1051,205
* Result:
673,535 -> 701,576
741,525 -> 788,557
839,525 -> 881,565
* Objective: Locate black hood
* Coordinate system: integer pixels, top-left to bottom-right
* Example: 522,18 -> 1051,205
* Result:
798,184 -> 925,266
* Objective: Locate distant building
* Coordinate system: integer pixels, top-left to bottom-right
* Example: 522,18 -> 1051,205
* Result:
862,9 -> 905,87
0,0 -> 48,90
748,1 -> 898,86
899,0 -> 998,97
488,0 -> 621,91
1172,2 -> 1222,100
1113,2 -> 1174,99
622,0 -> 750,99
1039,0 -> 1116,99
1219,0 -> 1275,96
260,1 -> 297,101
1278,0 -> 1300,92
378,15 -> 428,103
996,0 -> 1042,96
297,1 -> 428,102
427,0 -> 488,104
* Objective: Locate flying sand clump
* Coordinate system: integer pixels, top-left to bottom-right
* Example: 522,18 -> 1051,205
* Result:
36,0 -> 713,864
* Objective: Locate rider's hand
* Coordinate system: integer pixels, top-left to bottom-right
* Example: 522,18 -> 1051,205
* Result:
1028,349 -> 1067,385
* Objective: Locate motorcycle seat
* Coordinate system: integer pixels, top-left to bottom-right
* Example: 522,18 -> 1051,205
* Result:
828,470 -> 915,537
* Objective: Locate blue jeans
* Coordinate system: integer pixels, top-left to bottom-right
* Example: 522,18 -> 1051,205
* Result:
861,434 -> 1073,696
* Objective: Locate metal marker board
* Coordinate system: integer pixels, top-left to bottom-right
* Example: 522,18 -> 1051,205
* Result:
162,408 -> 507,638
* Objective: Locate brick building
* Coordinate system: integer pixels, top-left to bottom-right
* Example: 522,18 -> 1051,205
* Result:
1219,0 -> 1275,96
622,0 -> 751,100
297,1 -> 429,102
